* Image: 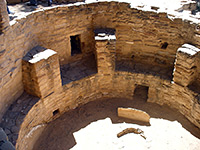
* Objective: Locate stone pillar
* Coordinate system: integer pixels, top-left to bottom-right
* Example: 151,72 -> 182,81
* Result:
22,46 -> 62,98
95,32 -> 116,75
173,44 -> 200,87
0,0 -> 9,34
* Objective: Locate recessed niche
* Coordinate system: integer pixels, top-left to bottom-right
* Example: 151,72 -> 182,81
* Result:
70,35 -> 82,56
53,109 -> 60,116
161,42 -> 168,49
134,85 -> 149,101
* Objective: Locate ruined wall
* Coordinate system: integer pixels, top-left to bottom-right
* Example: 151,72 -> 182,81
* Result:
16,30 -> 200,150
0,1 -> 200,149
16,71 -> 200,150
0,2 -> 95,119
1,2 -> 199,120
0,0 -> 9,34
115,12 -> 197,68
0,0 -> 23,119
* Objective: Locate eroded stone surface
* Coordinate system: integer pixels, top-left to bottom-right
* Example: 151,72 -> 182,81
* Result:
118,107 -> 150,123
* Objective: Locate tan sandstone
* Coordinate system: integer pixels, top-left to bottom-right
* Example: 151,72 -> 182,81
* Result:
118,107 -> 150,123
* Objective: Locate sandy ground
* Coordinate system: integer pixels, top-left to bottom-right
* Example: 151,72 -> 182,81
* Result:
33,91 -> 200,150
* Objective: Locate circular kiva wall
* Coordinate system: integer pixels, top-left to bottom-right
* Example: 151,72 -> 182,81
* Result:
0,1 -> 200,150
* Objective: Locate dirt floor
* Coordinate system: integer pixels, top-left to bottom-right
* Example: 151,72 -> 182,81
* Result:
33,90 -> 200,150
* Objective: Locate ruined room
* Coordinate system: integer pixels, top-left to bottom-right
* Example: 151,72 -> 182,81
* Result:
0,0 -> 200,149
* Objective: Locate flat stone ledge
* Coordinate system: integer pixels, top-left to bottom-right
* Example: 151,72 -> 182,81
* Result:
94,28 -> 116,41
178,44 -> 200,56
95,34 -> 116,41
23,46 -> 57,64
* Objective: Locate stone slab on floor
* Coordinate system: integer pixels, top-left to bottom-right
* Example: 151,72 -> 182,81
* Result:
118,107 -> 150,123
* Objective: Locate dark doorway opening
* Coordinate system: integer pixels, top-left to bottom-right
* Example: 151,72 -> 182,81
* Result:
133,85 -> 149,101
70,35 -> 82,56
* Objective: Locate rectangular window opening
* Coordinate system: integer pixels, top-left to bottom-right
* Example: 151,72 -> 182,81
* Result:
70,35 -> 82,56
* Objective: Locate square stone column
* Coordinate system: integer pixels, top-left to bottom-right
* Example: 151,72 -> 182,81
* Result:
95,29 -> 116,75
173,44 -> 200,87
22,46 -> 62,98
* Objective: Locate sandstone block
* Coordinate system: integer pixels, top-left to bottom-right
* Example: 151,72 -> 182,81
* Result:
118,107 -> 150,123
173,44 -> 200,86
22,46 -> 62,98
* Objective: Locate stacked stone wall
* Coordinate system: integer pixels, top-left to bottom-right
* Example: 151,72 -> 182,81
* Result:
0,2 -> 200,149
115,13 -> 197,68
0,0 -> 9,34
16,71 -> 200,150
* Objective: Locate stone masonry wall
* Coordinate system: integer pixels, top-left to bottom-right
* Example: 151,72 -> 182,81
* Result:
16,22 -> 200,150
0,2 -> 200,149
0,0 -> 9,34
16,70 -> 200,150
173,44 -> 200,87
22,46 -> 62,98
115,13 -> 197,68
0,2 -> 199,120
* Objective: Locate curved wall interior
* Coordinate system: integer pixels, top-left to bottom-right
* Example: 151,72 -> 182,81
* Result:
0,1 -> 200,150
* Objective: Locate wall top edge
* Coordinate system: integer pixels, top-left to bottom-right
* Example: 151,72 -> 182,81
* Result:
9,0 -> 200,27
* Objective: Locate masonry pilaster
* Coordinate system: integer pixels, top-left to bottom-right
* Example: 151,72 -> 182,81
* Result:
22,46 -> 62,98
